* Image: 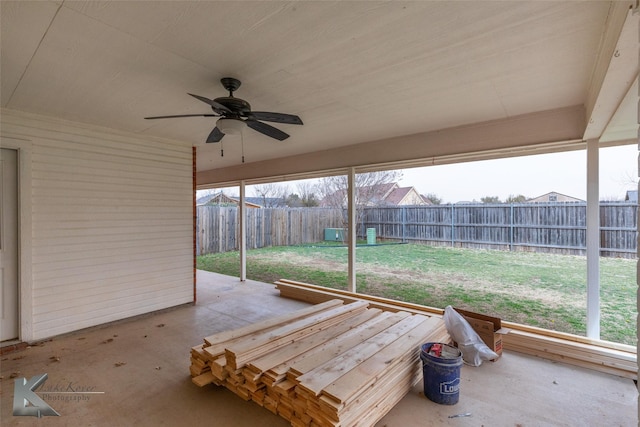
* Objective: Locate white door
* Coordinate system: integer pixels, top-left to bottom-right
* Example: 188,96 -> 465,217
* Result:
1,148 -> 19,341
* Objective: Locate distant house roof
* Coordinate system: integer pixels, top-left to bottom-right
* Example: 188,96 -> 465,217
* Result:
320,182 -> 427,207
196,193 -> 216,205
384,186 -> 427,206
527,191 -> 584,203
197,192 -> 262,208
245,197 -> 288,208
367,182 -> 397,204
385,187 -> 412,205
625,190 -> 638,203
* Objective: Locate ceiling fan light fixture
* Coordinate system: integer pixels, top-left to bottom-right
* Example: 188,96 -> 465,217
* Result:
217,118 -> 245,135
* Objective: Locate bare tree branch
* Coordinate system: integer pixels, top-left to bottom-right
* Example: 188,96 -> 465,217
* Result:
294,181 -> 319,207
316,170 -> 402,241
252,183 -> 289,207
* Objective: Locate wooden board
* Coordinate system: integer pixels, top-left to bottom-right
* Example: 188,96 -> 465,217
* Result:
284,312 -> 409,379
247,309 -> 381,375
204,299 -> 343,346
503,330 -> 637,379
226,301 -> 369,370
322,317 -> 445,405
295,314 -> 430,397
277,278 -> 443,316
275,279 -> 637,381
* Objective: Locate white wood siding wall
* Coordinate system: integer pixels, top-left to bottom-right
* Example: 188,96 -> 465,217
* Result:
1,110 -> 193,340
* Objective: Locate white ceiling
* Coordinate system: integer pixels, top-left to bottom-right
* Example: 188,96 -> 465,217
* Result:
1,1 -> 637,178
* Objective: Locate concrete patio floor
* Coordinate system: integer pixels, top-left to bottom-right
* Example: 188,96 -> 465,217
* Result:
1,270 -> 637,426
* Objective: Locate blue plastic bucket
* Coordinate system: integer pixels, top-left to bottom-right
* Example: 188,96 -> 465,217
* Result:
421,342 -> 463,405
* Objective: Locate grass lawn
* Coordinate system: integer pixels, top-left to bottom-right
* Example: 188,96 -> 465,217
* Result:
197,243 -> 637,345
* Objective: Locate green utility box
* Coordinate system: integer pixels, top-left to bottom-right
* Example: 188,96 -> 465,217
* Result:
324,228 -> 345,241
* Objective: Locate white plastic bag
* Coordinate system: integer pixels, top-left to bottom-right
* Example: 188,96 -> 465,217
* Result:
443,305 -> 498,366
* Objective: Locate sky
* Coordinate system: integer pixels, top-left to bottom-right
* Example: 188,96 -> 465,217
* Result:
205,143 -> 637,203
398,144 -> 636,203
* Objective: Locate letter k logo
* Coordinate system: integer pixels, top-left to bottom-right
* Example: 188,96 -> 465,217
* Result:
13,374 -> 60,417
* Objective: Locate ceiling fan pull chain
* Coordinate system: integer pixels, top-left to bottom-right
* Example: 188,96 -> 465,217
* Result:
241,132 -> 245,163
220,140 -> 224,157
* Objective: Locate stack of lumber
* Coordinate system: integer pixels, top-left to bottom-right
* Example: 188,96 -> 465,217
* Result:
190,299 -> 450,426
502,329 -> 637,379
275,279 -> 637,381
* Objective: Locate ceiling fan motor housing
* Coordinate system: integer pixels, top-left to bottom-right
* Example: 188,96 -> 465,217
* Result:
214,97 -> 251,116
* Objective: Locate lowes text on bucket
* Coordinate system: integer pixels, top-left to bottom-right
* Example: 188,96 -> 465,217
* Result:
439,378 -> 460,395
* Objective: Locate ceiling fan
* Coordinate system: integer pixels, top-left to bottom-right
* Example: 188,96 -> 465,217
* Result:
145,77 -> 303,143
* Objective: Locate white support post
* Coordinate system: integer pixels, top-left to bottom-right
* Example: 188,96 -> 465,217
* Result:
586,139 -> 600,339
347,168 -> 356,293
636,19 -> 639,364
636,28 -> 640,377
239,180 -> 247,282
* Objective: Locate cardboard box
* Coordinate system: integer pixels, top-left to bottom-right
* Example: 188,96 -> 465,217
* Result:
453,308 -> 510,356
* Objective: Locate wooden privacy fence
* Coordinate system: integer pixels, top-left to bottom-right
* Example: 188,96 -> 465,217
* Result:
197,206 -> 343,255
197,203 -> 637,258
361,202 -> 638,258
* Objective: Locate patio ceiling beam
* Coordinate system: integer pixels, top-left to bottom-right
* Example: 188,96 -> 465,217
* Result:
583,2 -> 638,141
197,105 -> 585,187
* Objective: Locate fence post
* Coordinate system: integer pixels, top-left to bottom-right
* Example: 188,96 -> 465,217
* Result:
402,206 -> 406,243
509,204 -> 514,251
451,204 -> 455,247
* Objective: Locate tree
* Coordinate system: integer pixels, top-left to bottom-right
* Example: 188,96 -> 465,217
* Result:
317,170 -> 402,208
603,170 -> 639,201
286,193 -> 300,206
422,193 -> 442,205
296,182 -> 319,207
505,194 -> 528,203
316,170 -> 402,241
480,196 -> 501,204
252,183 -> 289,207
285,193 -> 306,207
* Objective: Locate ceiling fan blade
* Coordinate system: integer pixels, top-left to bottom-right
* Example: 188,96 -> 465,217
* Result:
188,93 -> 231,113
206,127 -> 225,143
246,119 -> 290,141
250,111 -> 303,125
144,113 -> 219,120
